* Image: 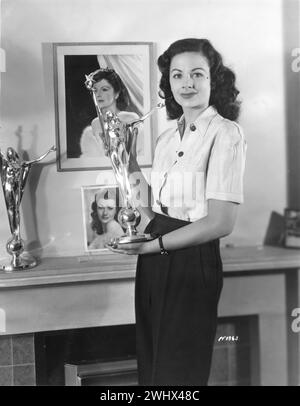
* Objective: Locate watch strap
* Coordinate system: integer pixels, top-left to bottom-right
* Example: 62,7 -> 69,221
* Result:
158,235 -> 169,255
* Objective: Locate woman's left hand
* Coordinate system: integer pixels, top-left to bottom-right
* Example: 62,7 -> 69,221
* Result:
105,238 -> 159,255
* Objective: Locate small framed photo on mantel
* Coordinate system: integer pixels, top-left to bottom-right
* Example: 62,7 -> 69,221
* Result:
53,42 -> 156,171
81,184 -> 125,253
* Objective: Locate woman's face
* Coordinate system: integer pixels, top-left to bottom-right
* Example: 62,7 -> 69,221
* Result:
94,79 -> 119,111
96,198 -> 117,224
169,51 -> 211,112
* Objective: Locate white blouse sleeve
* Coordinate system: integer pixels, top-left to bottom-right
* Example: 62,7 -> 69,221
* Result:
206,121 -> 247,204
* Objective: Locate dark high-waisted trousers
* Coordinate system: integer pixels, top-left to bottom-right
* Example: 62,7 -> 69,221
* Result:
135,213 -> 223,386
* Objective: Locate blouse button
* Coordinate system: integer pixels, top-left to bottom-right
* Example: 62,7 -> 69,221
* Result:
178,151 -> 184,157
190,124 -> 196,131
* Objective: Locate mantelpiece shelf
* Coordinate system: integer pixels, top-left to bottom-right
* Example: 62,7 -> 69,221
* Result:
0,246 -> 299,288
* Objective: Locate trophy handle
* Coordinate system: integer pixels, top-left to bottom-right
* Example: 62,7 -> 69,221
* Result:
127,102 -> 165,127
25,145 -> 56,165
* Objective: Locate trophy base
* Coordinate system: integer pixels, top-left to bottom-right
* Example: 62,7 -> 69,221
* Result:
112,233 -> 157,245
0,253 -> 37,272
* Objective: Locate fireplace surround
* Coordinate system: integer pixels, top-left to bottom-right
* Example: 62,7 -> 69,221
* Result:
0,246 -> 299,386
31,316 -> 253,386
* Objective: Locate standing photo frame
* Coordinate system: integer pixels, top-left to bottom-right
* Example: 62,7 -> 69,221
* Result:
53,42 -> 156,171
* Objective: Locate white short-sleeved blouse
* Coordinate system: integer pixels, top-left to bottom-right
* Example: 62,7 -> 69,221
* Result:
150,106 -> 247,222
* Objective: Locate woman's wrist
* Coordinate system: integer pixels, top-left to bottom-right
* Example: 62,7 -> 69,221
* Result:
142,237 -> 160,254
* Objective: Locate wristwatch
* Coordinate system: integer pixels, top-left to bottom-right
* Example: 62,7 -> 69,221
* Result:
158,235 -> 169,255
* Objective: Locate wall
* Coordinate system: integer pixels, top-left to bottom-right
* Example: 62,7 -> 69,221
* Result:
0,0 -> 290,258
0,0 -> 4,81
283,0 -> 300,208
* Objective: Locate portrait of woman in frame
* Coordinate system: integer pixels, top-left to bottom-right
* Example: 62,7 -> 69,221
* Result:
53,42 -> 155,171
81,184 -> 124,252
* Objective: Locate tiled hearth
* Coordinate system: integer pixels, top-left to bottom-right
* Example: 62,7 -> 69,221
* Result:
0,317 -> 253,386
0,334 -> 36,385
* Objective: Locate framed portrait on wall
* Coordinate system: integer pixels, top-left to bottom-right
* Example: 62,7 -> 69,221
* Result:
81,184 -> 125,252
53,42 -> 156,171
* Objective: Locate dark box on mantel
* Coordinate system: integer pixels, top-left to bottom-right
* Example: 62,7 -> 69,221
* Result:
284,208 -> 300,248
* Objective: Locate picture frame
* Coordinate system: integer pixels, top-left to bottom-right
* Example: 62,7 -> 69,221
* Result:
81,184 -> 125,253
53,42 -> 156,171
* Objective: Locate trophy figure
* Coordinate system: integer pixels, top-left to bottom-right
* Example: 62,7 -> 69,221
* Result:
85,70 -> 164,245
0,146 -> 56,271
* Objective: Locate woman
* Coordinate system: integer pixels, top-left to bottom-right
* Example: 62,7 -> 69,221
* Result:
80,68 -> 140,158
108,38 -> 247,385
88,188 -> 124,250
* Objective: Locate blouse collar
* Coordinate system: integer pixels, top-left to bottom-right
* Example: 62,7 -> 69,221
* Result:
176,105 -> 218,137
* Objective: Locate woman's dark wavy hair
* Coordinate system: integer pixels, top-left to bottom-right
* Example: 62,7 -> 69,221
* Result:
93,69 -> 132,112
157,38 -> 241,121
90,188 -> 120,235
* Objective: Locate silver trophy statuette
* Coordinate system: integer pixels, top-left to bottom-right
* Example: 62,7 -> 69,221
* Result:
0,146 -> 56,272
85,70 -> 164,245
